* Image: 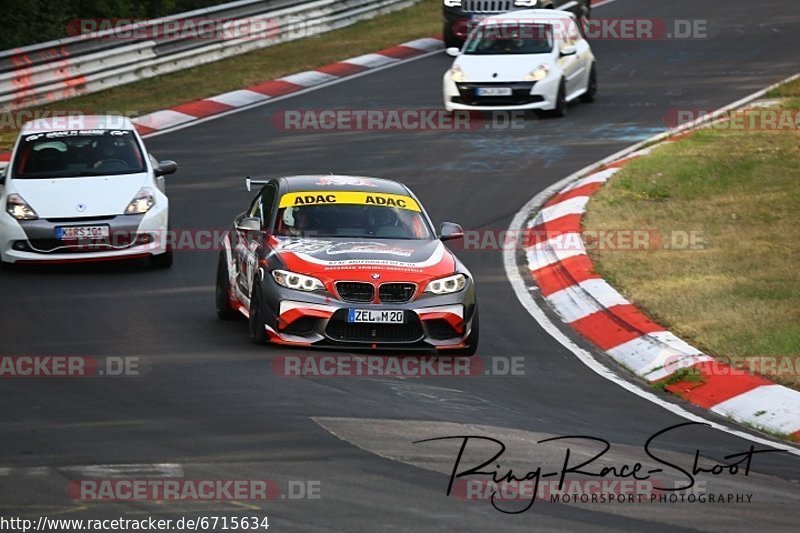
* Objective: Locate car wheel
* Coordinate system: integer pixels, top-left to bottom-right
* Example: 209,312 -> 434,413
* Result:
580,64 -> 597,103
450,309 -> 479,357
248,279 -> 269,345
443,23 -> 461,49
552,79 -> 568,117
150,247 -> 173,269
215,251 -> 239,320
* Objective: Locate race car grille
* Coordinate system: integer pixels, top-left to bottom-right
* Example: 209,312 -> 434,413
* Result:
425,319 -> 462,340
455,82 -> 543,107
378,283 -> 416,303
325,310 -> 424,344
463,0 -> 514,13
335,282 -> 375,303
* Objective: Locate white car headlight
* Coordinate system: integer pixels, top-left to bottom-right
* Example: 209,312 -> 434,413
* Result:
514,0 -> 538,7
444,0 -> 462,7
124,187 -> 156,215
6,194 -> 38,221
524,64 -> 550,82
426,274 -> 468,295
450,65 -> 466,83
272,269 -> 325,292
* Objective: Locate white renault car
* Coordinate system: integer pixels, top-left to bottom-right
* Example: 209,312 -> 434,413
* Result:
443,10 -> 597,117
0,115 -> 177,267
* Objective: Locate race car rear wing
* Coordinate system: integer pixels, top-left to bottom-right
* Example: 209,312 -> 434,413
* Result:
245,177 -> 270,192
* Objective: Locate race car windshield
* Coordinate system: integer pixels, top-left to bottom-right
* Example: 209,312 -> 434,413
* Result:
275,205 -> 432,240
464,23 -> 554,55
12,130 -> 146,178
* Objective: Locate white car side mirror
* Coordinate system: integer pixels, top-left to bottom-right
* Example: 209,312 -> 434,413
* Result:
446,47 -> 461,58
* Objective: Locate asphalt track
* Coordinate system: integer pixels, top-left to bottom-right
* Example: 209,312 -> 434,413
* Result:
1,0 -> 800,531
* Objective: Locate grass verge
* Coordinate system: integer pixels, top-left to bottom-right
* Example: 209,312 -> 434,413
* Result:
0,0 -> 440,151
584,77 -> 800,389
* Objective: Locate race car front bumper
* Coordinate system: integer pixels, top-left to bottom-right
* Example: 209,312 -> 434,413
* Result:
260,278 -> 478,351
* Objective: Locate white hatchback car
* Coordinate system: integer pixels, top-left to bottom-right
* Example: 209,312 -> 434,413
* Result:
443,9 -> 596,117
0,115 -> 176,267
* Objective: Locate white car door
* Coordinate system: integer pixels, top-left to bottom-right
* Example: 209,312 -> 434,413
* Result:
557,22 -> 588,98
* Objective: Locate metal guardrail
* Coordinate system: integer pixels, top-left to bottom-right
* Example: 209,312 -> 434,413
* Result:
0,0 -> 419,111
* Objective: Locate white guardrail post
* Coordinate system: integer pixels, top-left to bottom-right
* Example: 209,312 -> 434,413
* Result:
0,0 -> 421,111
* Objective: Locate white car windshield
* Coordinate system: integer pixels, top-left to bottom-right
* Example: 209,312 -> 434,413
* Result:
464,23 -> 554,55
12,130 -> 146,178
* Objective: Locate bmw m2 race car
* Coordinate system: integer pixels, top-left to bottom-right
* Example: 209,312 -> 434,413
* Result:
215,175 -> 478,355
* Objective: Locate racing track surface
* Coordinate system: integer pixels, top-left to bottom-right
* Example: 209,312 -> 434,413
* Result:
1,0 -> 800,531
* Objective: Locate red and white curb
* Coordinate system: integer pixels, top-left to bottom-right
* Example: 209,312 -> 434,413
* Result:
0,37 -> 443,166
523,136 -> 800,442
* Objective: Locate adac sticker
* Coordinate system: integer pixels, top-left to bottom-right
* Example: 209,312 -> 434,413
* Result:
279,191 -> 421,211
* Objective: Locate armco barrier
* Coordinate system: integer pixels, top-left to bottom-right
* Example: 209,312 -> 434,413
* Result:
0,0 -> 420,111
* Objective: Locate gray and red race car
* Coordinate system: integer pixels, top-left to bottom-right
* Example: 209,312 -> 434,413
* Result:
215,175 -> 479,355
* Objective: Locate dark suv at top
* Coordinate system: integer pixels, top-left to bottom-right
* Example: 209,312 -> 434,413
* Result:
442,0 -> 592,47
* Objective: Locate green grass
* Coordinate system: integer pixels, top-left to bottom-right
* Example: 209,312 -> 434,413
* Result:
0,0 -> 441,150
584,84 -> 800,389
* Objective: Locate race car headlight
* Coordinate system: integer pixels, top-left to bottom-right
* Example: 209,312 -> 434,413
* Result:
524,64 -> 550,82
124,187 -> 156,215
425,273 -> 468,295
272,269 -> 325,292
514,0 -> 538,7
443,0 -> 462,7
6,194 -> 38,221
449,65 -> 466,83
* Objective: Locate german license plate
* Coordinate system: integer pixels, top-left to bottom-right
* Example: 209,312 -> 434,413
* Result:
56,225 -> 110,240
476,87 -> 512,97
347,309 -> 405,324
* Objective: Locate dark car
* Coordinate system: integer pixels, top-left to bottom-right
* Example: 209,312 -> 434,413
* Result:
215,175 -> 479,355
443,0 -> 592,47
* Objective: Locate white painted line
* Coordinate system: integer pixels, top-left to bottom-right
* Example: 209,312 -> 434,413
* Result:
607,331 -> 707,378
536,196 -> 590,225
711,385 -> 800,435
132,110 -> 196,130
343,53 -> 400,69
546,279 -> 629,324
401,38 -> 445,52
279,70 -> 339,87
504,67 -> 800,455
526,233 -> 586,272
560,167 -> 621,193
61,463 -> 183,478
207,89 -> 270,107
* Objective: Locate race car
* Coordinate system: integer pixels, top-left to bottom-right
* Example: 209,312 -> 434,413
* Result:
443,9 -> 597,117
443,0 -> 592,48
0,115 -> 177,266
215,175 -> 479,355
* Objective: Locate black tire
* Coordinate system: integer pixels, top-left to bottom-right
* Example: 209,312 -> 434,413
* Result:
215,251 -> 239,320
450,309 -> 480,357
149,247 -> 173,269
248,279 -> 269,345
551,78 -> 568,117
580,64 -> 597,103
443,22 -> 461,49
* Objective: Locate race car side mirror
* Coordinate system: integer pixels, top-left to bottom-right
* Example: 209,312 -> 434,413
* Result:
446,47 -> 461,58
155,160 -> 178,176
440,222 -> 464,241
236,217 -> 261,233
